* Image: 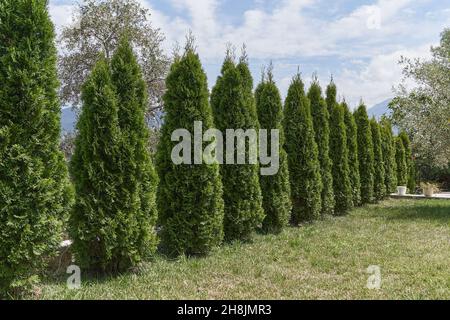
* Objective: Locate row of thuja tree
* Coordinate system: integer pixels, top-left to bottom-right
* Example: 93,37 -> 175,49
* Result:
0,1 -> 415,297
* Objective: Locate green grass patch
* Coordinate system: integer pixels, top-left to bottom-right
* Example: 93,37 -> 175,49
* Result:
38,199 -> 450,300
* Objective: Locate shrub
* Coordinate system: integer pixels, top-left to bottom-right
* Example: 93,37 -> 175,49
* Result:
211,54 -> 264,242
380,118 -> 397,194
370,118 -> 386,201
283,74 -> 322,223
342,102 -> 362,206
329,104 -> 353,214
354,104 -> 375,204
0,0 -> 72,296
308,80 -> 335,215
255,71 -> 292,233
156,45 -> 224,256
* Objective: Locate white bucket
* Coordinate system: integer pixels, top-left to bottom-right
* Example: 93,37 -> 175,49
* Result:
397,186 -> 407,196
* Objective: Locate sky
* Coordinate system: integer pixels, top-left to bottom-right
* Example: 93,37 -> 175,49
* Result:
48,0 -> 450,108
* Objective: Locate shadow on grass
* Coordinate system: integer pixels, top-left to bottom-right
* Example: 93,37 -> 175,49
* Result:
369,200 -> 450,225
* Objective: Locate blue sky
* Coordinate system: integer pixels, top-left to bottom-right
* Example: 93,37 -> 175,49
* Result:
49,0 -> 450,108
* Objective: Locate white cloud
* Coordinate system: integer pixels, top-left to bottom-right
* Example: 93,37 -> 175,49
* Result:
334,44 -> 433,107
47,0 -> 445,106
48,4 -> 75,32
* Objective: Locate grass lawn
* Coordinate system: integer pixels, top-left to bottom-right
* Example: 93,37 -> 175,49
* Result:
38,199 -> 450,300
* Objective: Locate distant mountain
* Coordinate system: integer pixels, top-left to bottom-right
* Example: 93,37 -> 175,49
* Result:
61,107 -> 77,133
368,99 -> 392,120
60,99 -> 394,133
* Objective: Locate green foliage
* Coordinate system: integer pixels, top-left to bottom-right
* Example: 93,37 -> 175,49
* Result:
211,55 -> 264,242
308,80 -> 335,215
71,42 -> 159,271
354,104 -> 375,204
70,58 -> 121,271
236,54 -> 259,130
380,118 -> 397,194
342,102 -> 361,206
112,40 -> 159,263
255,72 -> 292,233
156,47 -> 224,256
390,29 -> 450,167
395,137 -> 408,186
329,104 -> 353,214
325,79 -> 337,116
399,132 -> 416,192
370,118 -> 386,201
0,0 -> 73,296
283,74 -> 322,223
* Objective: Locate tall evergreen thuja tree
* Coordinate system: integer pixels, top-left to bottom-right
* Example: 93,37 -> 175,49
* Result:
329,104 -> 353,214
156,44 -> 224,256
354,103 -> 375,204
284,74 -> 322,223
111,39 -> 158,266
325,78 -> 338,116
211,53 -> 264,242
395,137 -> 408,186
236,49 -> 259,131
342,102 -> 361,206
255,70 -> 292,233
70,57 -> 123,271
308,79 -> 335,216
399,132 -> 416,193
380,117 -> 397,194
370,118 -> 386,201
0,0 -> 72,295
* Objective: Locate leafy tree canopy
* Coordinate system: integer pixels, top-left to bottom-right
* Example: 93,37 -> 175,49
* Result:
390,28 -> 450,167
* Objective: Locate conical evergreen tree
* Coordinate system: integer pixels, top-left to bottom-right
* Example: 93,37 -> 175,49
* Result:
111,39 -> 158,266
395,137 -> 408,186
325,78 -> 338,116
156,44 -> 224,256
255,70 -> 292,233
329,104 -> 353,214
354,103 -> 375,204
380,117 -> 397,194
70,57 -> 124,271
370,118 -> 386,201
283,74 -> 322,223
399,132 -> 416,193
308,79 -> 335,216
0,0 -> 72,295
236,49 -> 259,130
211,54 -> 264,242
342,102 -> 361,206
